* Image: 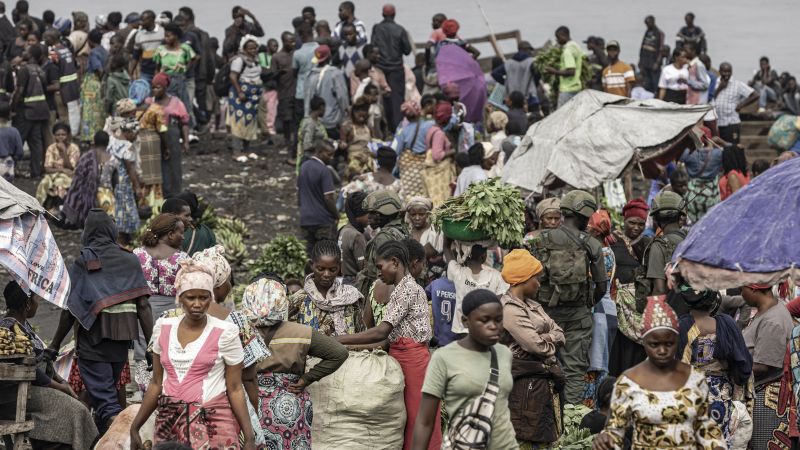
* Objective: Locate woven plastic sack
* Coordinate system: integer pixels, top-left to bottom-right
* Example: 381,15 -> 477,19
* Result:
94,404 -> 155,450
307,349 -> 406,450
767,114 -> 800,150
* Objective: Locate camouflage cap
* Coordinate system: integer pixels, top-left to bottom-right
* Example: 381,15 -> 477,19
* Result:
560,190 -> 597,218
363,190 -> 403,215
650,191 -> 684,215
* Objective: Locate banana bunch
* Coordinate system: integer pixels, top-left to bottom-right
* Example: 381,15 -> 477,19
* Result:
0,326 -> 33,356
216,228 -> 247,265
198,199 -> 218,229
216,216 -> 250,238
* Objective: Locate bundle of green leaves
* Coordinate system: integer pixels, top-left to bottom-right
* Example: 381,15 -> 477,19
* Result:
432,178 -> 526,248
555,403 -> 594,450
248,235 -> 307,281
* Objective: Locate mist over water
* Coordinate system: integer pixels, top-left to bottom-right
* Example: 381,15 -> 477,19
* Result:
29,0 -> 800,78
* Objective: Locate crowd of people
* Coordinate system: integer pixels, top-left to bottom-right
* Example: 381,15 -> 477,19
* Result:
0,1 -> 798,450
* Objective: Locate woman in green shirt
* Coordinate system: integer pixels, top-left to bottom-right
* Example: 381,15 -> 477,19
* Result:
411,289 -> 517,450
153,22 -> 197,128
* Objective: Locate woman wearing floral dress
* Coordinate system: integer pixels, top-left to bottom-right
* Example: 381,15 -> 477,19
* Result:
132,213 -> 189,390
242,275 -> 348,450
593,297 -> 726,450
35,123 -> 79,212
675,283 -> 752,448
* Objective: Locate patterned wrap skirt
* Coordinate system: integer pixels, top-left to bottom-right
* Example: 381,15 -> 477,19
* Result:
257,371 -> 313,450
686,177 -> 720,224
751,379 -> 792,450
228,81 -> 263,142
138,129 -> 163,186
154,393 -> 241,450
398,150 -> 427,198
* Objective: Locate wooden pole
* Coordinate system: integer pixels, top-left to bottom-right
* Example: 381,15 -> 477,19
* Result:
476,1 -> 505,62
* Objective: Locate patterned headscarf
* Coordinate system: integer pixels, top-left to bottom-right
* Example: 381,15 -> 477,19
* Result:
404,196 -> 433,212
152,72 -> 170,88
174,260 -> 215,303
242,278 -> 288,327
434,102 -> 452,125
239,34 -> 260,52
535,197 -> 561,219
191,245 -> 231,288
587,210 -> 617,247
641,296 -> 679,337
115,98 -> 137,116
119,118 -> 140,134
622,198 -> 649,220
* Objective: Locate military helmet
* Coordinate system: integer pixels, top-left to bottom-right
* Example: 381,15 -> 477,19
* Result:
650,191 -> 684,216
560,190 -> 598,218
363,190 -> 403,215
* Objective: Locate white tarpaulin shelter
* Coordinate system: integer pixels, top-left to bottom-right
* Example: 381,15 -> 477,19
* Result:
0,176 -> 69,308
502,90 -> 711,193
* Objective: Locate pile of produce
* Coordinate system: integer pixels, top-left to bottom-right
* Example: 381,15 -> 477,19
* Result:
0,325 -> 33,355
555,404 -> 593,450
431,178 -> 525,248
215,216 -> 249,265
248,235 -> 307,281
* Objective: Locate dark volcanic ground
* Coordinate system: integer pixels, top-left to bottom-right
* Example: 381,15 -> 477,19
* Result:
6,136 -> 301,341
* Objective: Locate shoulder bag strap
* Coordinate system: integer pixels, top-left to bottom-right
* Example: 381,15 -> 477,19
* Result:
487,346 -> 499,386
410,121 -> 422,147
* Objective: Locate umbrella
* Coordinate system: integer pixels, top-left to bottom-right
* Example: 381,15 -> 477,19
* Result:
673,156 -> 800,290
436,44 -> 487,124
502,90 -> 710,193
0,177 -> 69,308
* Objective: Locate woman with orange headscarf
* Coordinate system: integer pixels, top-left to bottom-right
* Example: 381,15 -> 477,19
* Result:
145,72 -> 190,198
584,210 -> 618,407
500,249 -> 565,449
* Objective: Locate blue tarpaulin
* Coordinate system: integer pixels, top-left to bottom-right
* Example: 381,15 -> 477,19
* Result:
673,156 -> 800,289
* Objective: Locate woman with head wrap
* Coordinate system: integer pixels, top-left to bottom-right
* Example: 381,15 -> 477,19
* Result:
145,71 -> 190,198
424,101 -> 457,204
674,282 -> 752,448
47,209 -> 153,435
153,245 -> 270,446
487,110 -> 509,157
105,117 -> 143,245
594,297 -> 726,450
499,250 -> 565,449
227,34 -> 263,152
68,12 -> 90,74
396,100 -> 434,199
243,275 -> 348,450
435,19 -> 480,60
608,198 -> 653,377
406,195 -> 444,261
584,210 -> 618,407
481,140 -> 504,178
522,197 -> 561,248
130,261 -> 257,450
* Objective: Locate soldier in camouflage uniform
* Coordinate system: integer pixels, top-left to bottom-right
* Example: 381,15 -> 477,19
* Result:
530,190 -> 608,403
354,190 -> 409,297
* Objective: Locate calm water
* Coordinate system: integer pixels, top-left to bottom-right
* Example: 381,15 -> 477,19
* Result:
29,0 -> 799,80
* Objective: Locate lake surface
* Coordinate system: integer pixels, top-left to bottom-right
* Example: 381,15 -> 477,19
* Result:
28,0 -> 799,77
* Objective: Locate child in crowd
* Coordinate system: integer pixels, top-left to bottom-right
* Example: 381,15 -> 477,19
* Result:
362,44 -> 390,95
340,98 -> 374,179
426,273 -> 457,348
339,191 -> 369,284
454,143 -> 488,196
580,376 -> 616,434
296,96 -> 328,173
444,239 -> 509,337
361,83 -> 388,140
0,101 -> 23,182
258,38 -> 279,140
350,59 -> 372,102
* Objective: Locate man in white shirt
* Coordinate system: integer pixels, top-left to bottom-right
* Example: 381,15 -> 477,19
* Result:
711,62 -> 758,145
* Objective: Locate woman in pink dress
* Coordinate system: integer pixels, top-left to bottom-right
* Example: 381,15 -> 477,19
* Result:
130,260 -> 255,449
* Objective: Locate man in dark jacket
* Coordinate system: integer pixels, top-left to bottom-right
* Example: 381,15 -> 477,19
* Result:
0,2 -> 14,55
370,4 -> 411,131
